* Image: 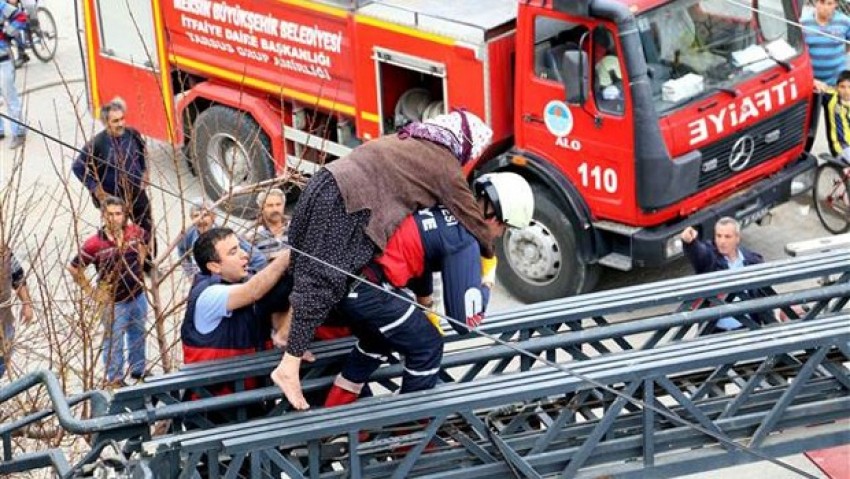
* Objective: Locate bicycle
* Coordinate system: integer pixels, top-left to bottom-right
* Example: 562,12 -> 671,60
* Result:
11,0 -> 57,69
812,156 -> 850,234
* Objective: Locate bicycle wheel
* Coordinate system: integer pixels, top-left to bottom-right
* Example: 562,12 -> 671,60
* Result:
30,6 -> 57,62
813,163 -> 850,234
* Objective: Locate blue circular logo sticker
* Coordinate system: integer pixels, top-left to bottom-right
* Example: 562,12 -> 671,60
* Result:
543,100 -> 574,137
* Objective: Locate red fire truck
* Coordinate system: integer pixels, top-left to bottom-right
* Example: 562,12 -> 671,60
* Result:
81,0 -> 817,302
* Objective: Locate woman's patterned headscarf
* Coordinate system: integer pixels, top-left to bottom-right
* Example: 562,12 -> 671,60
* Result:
398,110 -> 494,166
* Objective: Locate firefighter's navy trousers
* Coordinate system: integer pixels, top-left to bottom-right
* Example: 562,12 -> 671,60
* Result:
336,278 -> 443,393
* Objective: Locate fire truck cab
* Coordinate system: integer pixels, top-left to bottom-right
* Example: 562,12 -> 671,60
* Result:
498,0 -> 815,300
80,0 -> 817,302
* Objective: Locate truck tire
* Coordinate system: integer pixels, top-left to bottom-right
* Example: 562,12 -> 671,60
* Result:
496,187 -> 599,303
191,106 -> 274,219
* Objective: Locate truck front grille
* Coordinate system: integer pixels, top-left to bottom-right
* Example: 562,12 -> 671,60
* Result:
696,100 -> 808,190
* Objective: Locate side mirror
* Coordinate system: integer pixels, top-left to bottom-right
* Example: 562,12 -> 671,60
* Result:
562,50 -> 588,105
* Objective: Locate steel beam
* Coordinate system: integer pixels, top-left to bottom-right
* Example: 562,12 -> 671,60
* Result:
0,251 -> 848,477
107,250 -> 850,421
136,314 -> 849,478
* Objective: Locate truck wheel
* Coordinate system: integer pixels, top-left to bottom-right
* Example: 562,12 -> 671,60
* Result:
191,106 -> 274,219
496,188 -> 599,303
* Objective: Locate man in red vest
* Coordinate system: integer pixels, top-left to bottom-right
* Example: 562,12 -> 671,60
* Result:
181,227 -> 292,369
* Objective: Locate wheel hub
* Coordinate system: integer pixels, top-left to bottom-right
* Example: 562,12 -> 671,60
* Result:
504,220 -> 561,285
207,133 -> 251,190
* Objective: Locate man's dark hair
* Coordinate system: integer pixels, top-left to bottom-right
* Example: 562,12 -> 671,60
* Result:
193,227 -> 235,276
101,196 -> 125,210
838,70 -> 850,86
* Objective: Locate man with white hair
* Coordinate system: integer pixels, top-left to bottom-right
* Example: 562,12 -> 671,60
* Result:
681,217 -> 767,332
273,110 -> 498,410
73,98 -> 150,234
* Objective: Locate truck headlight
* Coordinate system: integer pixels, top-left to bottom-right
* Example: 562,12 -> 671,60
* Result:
665,235 -> 684,259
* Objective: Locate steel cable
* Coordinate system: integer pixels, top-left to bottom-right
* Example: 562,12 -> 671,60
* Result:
0,1 -> 841,472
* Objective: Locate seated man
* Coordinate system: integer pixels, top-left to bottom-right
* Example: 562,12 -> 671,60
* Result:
594,29 -> 622,90
4,0 -> 28,64
308,172 -> 535,408
593,28 -> 625,111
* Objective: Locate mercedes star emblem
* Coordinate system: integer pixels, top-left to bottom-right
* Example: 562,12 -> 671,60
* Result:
728,135 -> 755,172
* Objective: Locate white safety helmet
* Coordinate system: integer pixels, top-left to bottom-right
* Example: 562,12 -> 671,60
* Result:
473,172 -> 535,228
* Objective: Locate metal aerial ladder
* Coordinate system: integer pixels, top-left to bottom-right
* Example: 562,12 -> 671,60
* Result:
139,314 -> 848,479
0,249 -> 848,478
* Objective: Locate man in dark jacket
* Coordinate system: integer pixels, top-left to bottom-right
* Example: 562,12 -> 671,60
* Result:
681,217 -> 766,331
72,97 -> 152,235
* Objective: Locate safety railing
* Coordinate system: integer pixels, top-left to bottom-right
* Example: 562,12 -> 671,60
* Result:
0,249 -> 848,476
136,314 -> 850,478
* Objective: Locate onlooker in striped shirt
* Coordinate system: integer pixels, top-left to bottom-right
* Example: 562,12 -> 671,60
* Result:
246,188 -> 289,262
802,0 -> 850,91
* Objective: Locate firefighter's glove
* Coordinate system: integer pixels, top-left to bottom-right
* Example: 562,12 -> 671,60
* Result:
425,311 -> 445,336
481,256 -> 497,287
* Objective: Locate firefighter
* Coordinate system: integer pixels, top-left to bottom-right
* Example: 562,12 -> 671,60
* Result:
274,110 -> 499,410
286,172 -> 534,408
181,228 -> 292,369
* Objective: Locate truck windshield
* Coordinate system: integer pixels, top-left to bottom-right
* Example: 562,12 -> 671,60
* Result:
636,0 -> 803,114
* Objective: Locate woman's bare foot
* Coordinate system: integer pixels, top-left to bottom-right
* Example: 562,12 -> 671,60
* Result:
271,353 -> 310,410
